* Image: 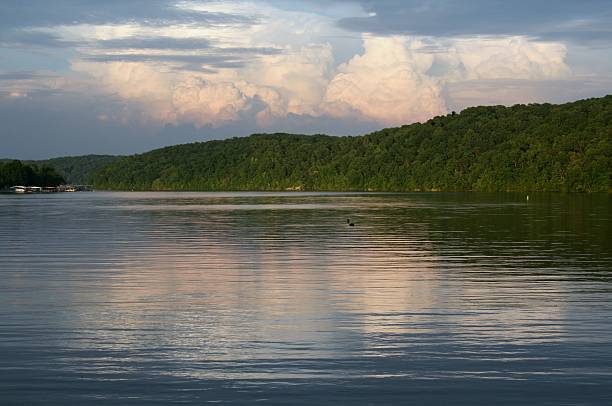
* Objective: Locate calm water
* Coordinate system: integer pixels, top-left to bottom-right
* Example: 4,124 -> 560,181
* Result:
1,192 -> 611,405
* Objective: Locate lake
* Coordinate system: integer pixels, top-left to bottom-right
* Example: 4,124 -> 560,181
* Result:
1,192 -> 611,405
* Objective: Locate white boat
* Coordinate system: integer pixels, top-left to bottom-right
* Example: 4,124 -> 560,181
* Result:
10,186 -> 27,193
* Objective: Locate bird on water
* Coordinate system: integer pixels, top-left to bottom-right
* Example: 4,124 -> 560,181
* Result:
347,218 -> 355,227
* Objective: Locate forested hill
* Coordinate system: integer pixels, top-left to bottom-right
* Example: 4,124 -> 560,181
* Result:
32,155 -> 120,184
91,96 -> 612,192
0,160 -> 64,189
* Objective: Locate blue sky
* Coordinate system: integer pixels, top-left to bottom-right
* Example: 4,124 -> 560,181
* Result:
1,0 -> 612,159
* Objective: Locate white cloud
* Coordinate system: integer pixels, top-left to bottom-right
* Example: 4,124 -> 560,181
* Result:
172,77 -> 254,127
452,36 -> 571,80
71,44 -> 335,128
59,3 -> 573,130
323,36 -> 447,125
72,60 -> 175,123
239,43 -> 334,116
434,36 -> 572,109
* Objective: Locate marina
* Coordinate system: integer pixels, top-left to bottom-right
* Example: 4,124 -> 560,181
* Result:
3,185 -> 93,194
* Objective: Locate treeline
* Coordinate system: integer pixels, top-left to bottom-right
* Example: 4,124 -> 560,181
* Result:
0,160 -> 65,189
33,155 -> 120,184
86,95 -> 610,192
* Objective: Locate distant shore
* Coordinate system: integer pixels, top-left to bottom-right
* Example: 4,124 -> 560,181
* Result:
5,96 -> 611,194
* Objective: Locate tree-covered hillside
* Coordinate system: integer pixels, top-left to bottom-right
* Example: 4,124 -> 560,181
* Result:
91,96 -> 611,192
0,160 -> 65,189
32,155 -> 120,184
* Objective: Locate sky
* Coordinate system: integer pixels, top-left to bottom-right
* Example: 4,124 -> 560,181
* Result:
1,0 -> 612,159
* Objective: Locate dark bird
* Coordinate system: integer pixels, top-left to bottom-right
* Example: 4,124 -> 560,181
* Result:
347,218 -> 355,226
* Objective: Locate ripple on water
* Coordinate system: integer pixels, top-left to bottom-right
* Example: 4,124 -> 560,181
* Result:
0,192 -> 611,405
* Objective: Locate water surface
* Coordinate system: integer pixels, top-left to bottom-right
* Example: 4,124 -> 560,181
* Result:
1,192 -> 611,405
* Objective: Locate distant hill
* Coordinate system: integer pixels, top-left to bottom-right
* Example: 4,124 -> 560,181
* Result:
89,96 -> 611,192
30,155 -> 120,184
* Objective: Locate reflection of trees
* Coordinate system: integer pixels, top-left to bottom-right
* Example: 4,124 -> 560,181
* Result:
412,193 -> 612,277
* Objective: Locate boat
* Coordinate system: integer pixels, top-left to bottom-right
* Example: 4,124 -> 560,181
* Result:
10,186 -> 27,193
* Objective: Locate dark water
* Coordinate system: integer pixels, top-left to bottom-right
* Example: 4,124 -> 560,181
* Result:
1,192 -> 611,405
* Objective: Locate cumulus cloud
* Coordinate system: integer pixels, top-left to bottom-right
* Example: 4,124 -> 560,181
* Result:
69,33 -> 573,130
239,43 -> 335,116
323,36 -> 447,125
0,0 -> 577,135
172,78 -> 255,127
71,42 -> 336,128
451,37 -> 571,80
436,36 -> 572,109
319,35 -> 569,126
72,60 -> 278,128
72,60 -> 175,124
18,2 -> 570,131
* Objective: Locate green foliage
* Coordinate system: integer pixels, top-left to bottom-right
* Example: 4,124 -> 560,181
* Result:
89,96 -> 612,192
0,160 -> 65,188
31,155 -> 120,184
